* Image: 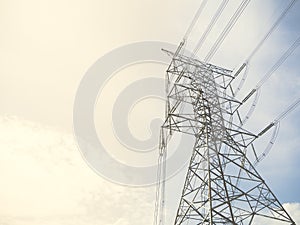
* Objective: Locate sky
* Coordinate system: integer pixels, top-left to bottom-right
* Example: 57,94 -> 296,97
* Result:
1,0 -> 300,225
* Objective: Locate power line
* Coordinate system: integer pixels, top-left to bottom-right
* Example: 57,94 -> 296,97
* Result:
239,34 -> 300,124
247,0 -> 298,61
256,35 -> 300,89
232,0 -> 298,97
204,0 -> 251,62
192,0 -> 229,56
183,0 -> 208,42
153,129 -> 169,225
275,97 -> 300,122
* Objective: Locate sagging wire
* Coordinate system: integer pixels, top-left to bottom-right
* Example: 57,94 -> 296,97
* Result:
238,34 -> 300,125
253,97 -> 300,165
229,0 -> 298,98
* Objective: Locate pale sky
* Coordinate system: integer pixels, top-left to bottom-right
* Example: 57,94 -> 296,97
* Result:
1,0 -> 300,224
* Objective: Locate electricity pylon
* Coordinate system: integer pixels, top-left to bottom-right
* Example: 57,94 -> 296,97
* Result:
155,43 -> 295,225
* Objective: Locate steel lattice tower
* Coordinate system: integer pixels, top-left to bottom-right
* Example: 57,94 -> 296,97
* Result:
157,44 -> 296,225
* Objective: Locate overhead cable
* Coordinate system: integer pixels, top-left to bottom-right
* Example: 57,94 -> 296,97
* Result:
183,0 -> 208,42
192,0 -> 229,56
247,0 -> 298,61
204,0 -> 251,62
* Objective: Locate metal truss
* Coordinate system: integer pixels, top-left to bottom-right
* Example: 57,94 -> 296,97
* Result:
158,45 -> 296,225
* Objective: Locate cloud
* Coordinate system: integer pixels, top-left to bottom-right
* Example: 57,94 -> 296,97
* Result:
252,203 -> 300,225
0,115 -> 155,225
284,203 -> 300,224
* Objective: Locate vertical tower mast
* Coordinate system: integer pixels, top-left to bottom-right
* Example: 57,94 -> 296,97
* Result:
158,46 -> 295,224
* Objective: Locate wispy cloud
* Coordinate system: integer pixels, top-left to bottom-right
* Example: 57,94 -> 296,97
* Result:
0,116 -> 155,225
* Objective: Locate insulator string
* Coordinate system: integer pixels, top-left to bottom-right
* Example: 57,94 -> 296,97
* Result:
254,96 -> 300,165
